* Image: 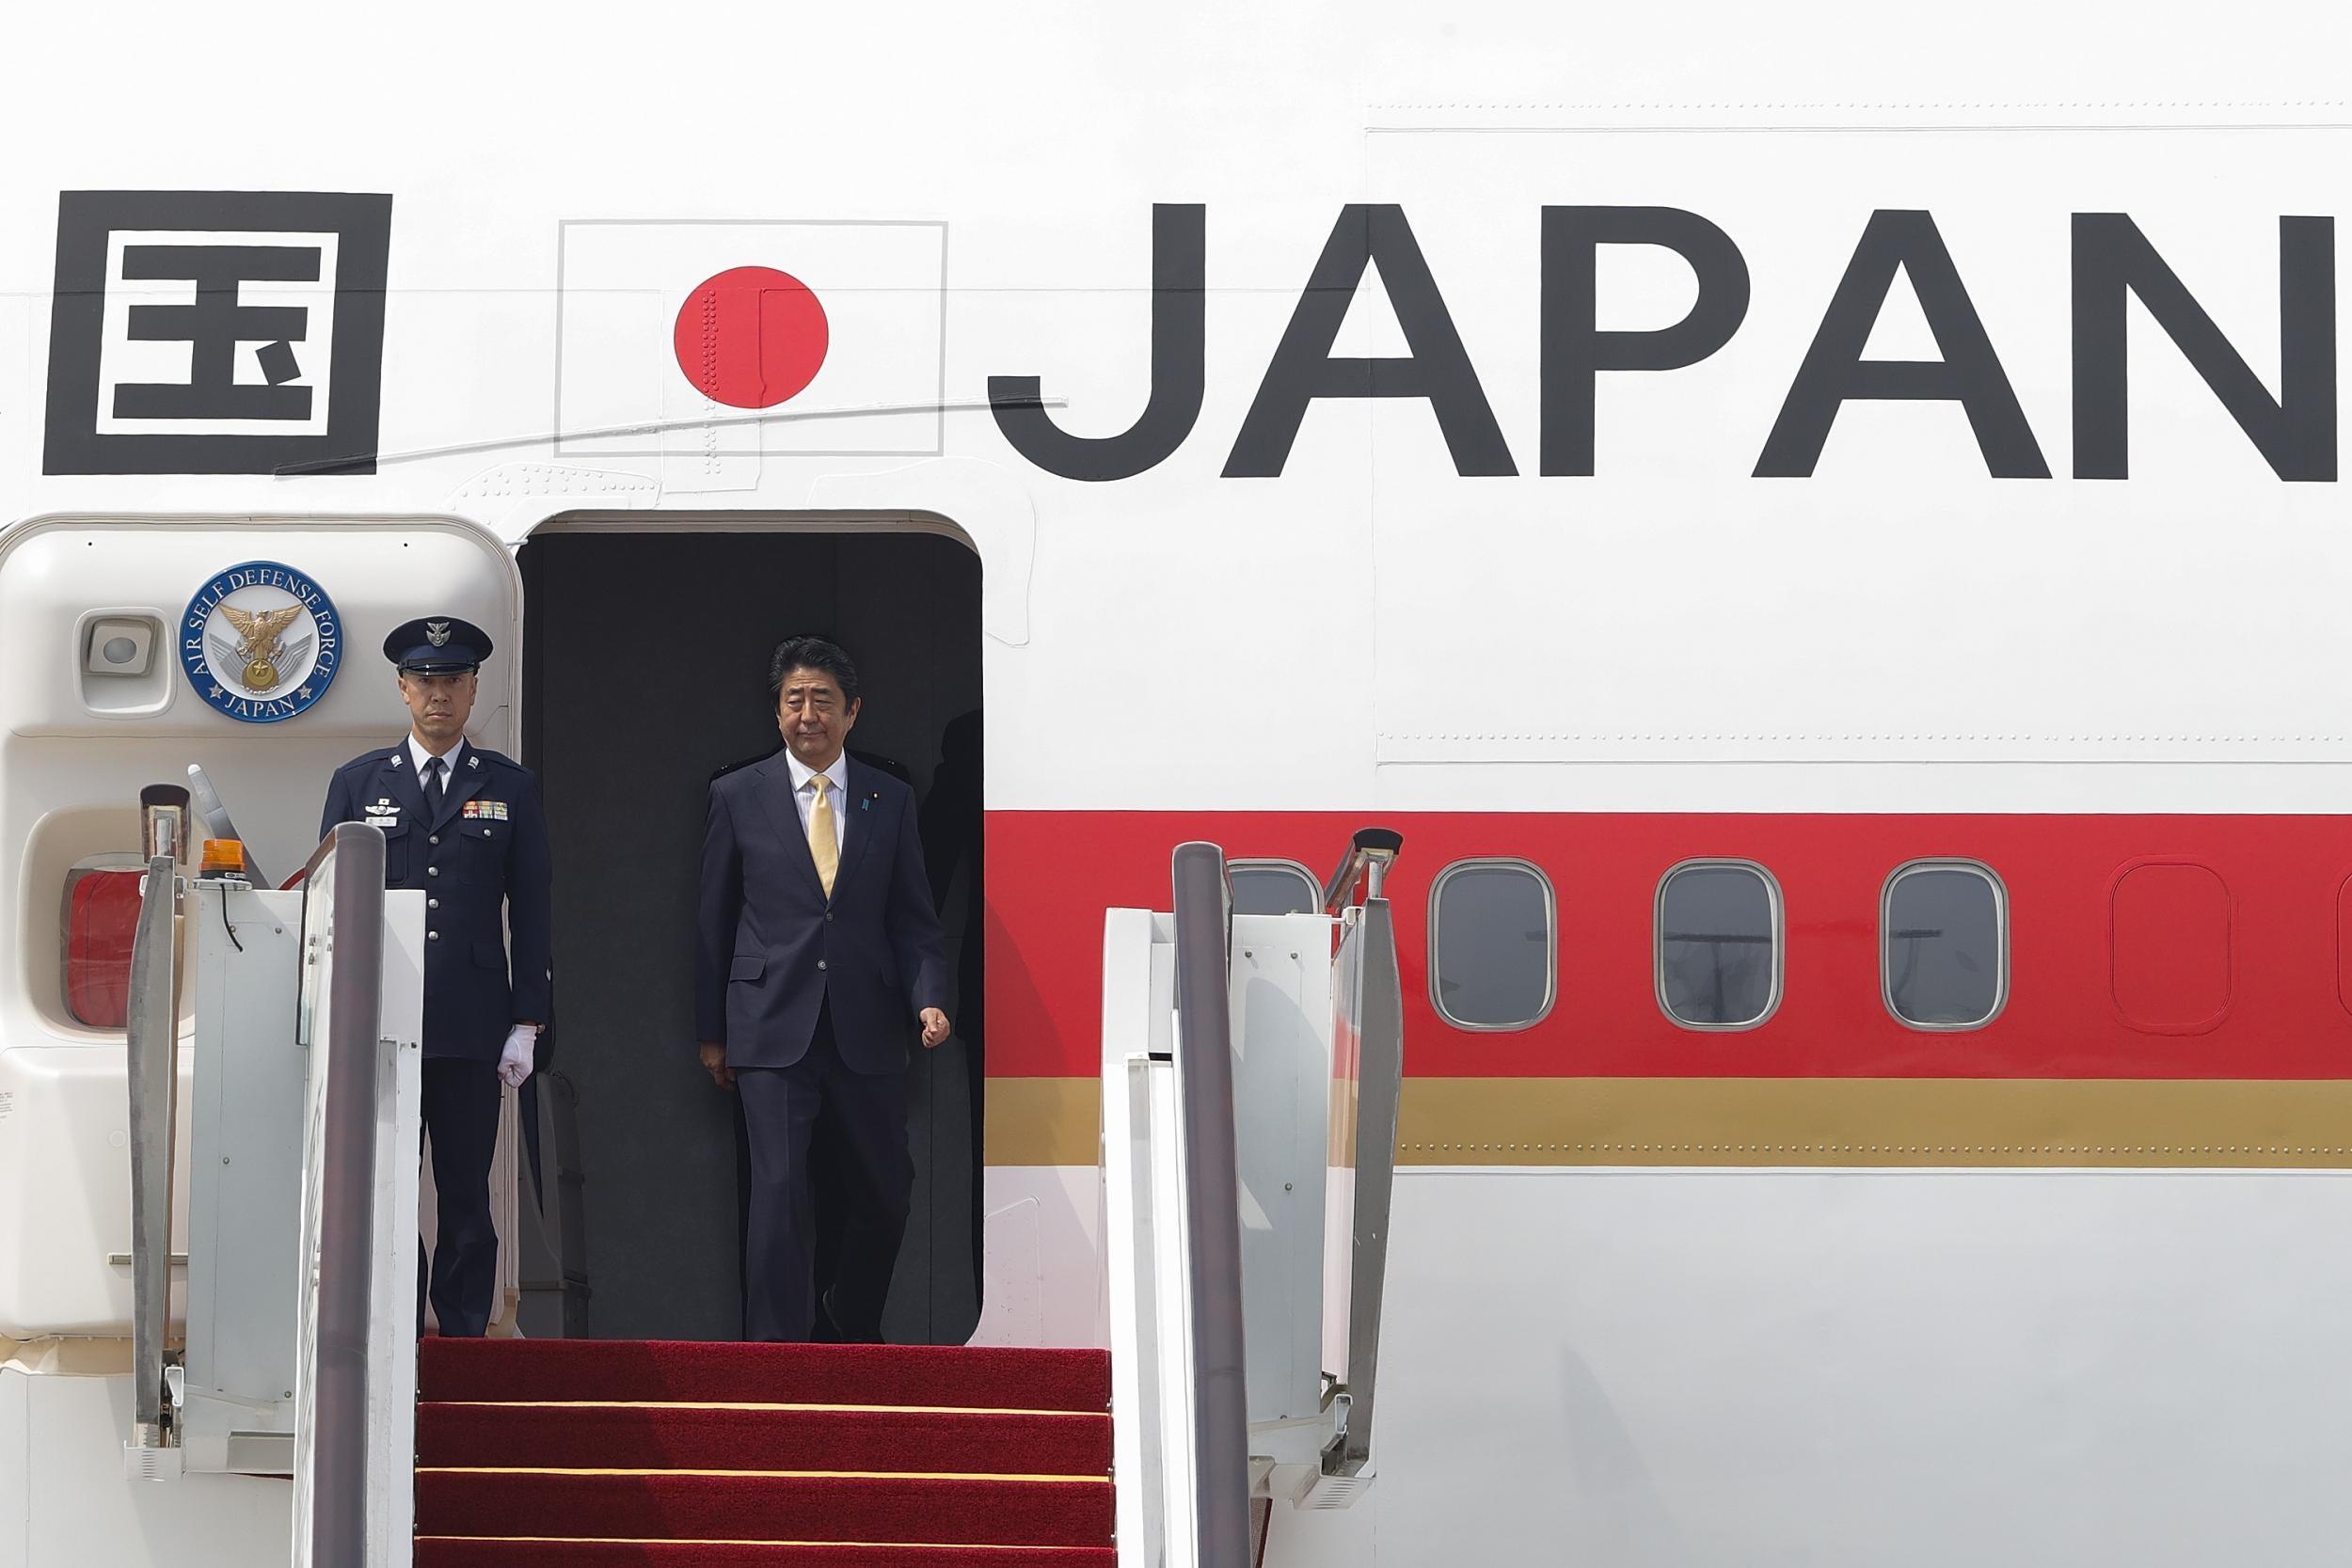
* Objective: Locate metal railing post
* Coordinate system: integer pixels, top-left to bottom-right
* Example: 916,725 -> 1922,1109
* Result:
309,823 -> 387,1565
1169,842 -> 1252,1568
1331,894 -> 1402,1477
124,850 -> 180,1453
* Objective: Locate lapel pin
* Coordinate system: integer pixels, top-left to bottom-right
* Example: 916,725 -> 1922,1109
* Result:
469,755 -> 481,769
389,754 -> 403,769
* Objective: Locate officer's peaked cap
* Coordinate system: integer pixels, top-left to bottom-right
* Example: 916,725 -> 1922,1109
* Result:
384,616 -> 494,675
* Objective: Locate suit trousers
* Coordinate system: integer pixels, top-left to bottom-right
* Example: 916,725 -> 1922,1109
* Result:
419,1057 -> 502,1337
736,1003 -> 912,1343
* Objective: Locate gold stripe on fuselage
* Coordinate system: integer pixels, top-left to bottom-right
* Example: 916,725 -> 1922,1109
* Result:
986,1075 -> 2352,1168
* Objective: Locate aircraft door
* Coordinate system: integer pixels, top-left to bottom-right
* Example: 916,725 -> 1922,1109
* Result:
516,523 -> 984,1346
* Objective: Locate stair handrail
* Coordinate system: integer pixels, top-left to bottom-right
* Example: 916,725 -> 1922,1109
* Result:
125,783 -> 193,1465
124,848 -> 180,1457
1320,828 -> 1403,916
1326,871 -> 1404,1479
1169,842 -> 1253,1568
293,823 -> 388,1568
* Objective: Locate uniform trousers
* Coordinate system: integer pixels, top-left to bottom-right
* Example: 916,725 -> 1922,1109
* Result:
419,1057 -> 503,1337
735,1002 -> 913,1343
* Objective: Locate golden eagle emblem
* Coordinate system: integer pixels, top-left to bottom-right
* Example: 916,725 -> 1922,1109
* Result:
210,603 -> 312,693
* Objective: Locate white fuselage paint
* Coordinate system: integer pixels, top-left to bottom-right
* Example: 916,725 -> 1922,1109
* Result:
1,3 -> 2348,1564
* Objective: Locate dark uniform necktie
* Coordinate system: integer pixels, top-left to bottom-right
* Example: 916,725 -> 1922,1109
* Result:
423,754 -> 447,818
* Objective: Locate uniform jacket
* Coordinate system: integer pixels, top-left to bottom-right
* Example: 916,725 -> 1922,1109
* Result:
695,752 -> 948,1073
320,741 -> 554,1062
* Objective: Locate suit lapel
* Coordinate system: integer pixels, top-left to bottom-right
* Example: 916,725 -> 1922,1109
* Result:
379,744 -> 429,825
834,760 -> 880,895
432,748 -> 490,832
755,753 -> 829,899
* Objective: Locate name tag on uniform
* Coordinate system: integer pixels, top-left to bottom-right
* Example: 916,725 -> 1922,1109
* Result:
462,800 -> 509,821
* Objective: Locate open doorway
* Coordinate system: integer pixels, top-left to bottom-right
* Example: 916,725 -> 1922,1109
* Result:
516,523 -> 983,1344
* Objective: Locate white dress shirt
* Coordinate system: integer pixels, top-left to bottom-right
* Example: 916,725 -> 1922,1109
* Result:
407,735 -> 468,791
783,749 -> 850,855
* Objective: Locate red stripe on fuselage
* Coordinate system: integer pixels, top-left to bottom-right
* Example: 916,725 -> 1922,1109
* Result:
982,812 -> 2352,1081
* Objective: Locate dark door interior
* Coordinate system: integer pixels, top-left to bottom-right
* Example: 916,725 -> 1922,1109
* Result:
517,527 -> 983,1344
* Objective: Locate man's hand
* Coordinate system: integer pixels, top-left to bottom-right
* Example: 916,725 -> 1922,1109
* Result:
919,1008 -> 951,1049
699,1042 -> 736,1090
498,1024 -> 537,1089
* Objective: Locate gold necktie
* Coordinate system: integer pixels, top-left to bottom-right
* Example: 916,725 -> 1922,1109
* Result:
808,774 -> 839,898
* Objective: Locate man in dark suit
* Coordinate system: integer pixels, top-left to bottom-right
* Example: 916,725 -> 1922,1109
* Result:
696,636 -> 949,1343
919,711 -> 986,1291
320,617 -> 553,1337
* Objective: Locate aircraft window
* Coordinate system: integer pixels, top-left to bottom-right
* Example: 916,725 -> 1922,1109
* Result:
1429,859 -> 1555,1031
1230,860 -> 1320,916
63,861 -> 146,1029
1656,861 -> 1783,1029
1882,861 -> 2008,1029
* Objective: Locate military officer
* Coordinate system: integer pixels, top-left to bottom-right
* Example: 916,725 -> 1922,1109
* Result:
320,616 -> 552,1337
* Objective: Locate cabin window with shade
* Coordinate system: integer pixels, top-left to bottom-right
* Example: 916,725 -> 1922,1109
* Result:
1656,861 -> 1784,1030
1228,859 -> 1320,916
61,858 -> 147,1028
1428,859 -> 1556,1031
1881,861 -> 2009,1029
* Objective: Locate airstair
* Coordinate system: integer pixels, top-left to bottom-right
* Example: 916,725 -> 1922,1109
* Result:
1099,833 -> 1406,1566
66,804 -> 1401,1568
104,785 -> 427,1563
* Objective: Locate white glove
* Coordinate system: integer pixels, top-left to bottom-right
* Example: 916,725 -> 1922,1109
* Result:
498,1023 -> 538,1088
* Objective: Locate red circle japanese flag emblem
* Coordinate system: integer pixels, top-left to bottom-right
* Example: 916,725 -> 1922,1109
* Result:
672,266 -> 830,409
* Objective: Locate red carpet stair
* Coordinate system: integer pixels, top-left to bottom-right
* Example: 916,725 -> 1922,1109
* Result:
415,1338 -> 1115,1567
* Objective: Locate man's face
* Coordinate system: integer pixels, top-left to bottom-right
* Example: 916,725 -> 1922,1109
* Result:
399,671 -> 477,749
776,666 -> 860,769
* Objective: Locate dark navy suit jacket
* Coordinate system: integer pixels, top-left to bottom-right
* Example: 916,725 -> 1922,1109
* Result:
695,753 -> 948,1074
320,741 -> 554,1063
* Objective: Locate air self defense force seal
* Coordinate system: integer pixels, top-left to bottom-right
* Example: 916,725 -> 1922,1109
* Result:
181,561 -> 342,721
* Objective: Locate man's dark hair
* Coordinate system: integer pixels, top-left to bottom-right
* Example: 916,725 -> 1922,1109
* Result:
768,636 -> 860,705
